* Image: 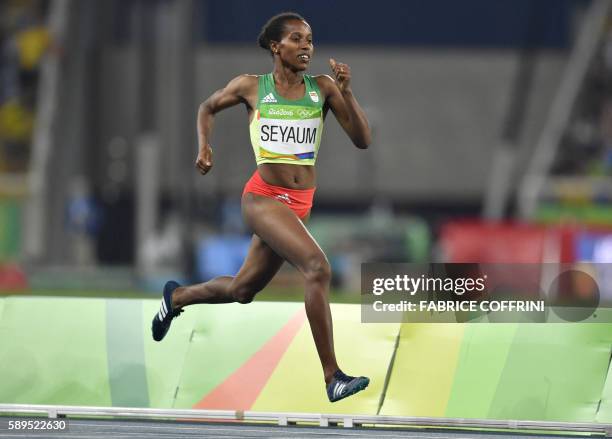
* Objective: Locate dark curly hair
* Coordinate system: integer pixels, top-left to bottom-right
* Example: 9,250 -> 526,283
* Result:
257,12 -> 309,56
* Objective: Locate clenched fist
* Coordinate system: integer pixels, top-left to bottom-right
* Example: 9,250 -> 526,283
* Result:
329,58 -> 352,93
195,144 -> 213,175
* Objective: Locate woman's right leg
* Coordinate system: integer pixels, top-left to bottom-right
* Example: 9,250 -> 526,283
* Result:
172,234 -> 284,307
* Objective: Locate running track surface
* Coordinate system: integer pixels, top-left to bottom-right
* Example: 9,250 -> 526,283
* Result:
0,418 -> 598,439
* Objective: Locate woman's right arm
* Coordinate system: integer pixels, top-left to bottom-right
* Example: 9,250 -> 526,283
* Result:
196,75 -> 256,175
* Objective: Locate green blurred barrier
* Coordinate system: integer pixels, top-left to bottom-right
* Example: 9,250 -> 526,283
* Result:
536,203 -> 612,226
0,199 -> 21,260
1,296 -> 611,422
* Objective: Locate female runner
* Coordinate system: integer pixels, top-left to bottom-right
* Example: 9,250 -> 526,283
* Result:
152,12 -> 372,403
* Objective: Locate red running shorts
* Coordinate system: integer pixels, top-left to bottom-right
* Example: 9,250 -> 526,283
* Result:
242,170 -> 315,219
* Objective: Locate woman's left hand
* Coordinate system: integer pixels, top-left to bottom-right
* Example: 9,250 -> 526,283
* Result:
329,58 -> 351,93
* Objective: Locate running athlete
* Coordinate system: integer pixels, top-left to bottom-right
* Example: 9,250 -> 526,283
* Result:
152,12 -> 372,403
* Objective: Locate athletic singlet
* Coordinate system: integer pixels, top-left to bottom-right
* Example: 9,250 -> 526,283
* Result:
249,73 -> 324,166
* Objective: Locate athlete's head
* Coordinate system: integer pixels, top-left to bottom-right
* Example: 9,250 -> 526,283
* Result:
258,12 -> 313,70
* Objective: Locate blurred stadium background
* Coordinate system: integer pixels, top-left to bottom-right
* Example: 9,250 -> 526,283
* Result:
2,0 -> 612,291
3,0 -> 612,433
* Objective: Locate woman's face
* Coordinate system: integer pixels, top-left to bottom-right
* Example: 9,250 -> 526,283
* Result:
273,19 -> 313,71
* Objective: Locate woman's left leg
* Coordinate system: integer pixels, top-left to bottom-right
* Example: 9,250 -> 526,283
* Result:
242,192 -> 340,383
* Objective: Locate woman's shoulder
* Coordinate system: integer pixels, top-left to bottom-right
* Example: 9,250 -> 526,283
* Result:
224,74 -> 259,94
312,74 -> 335,87
312,74 -> 335,95
232,74 -> 260,85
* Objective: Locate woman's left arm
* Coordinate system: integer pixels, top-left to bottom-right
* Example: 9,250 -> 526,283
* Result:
317,58 -> 371,149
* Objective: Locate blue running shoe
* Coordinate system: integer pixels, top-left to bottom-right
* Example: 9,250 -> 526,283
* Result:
326,370 -> 370,402
151,281 -> 183,342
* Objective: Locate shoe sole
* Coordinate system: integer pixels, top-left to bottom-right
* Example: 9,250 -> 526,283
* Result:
330,379 -> 370,403
151,318 -> 168,342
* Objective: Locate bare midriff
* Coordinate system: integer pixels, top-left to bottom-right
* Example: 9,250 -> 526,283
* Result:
257,162 -> 316,190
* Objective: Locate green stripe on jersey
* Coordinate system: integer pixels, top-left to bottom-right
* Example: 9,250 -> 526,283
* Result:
259,105 -> 322,120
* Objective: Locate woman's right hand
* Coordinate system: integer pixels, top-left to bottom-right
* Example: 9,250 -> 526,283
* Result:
195,144 -> 213,175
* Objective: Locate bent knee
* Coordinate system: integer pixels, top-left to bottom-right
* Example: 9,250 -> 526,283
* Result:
231,283 -> 260,304
236,295 -> 254,304
303,254 -> 331,284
